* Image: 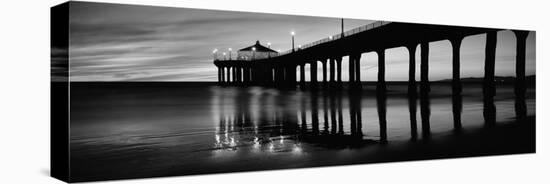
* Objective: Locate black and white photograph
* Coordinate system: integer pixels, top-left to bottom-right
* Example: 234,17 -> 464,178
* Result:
48,1 -> 539,182
1,0 -> 549,184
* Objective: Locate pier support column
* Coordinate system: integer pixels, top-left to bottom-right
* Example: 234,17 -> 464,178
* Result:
231,66 -> 236,84
406,44 -> 418,139
251,65 -> 258,85
275,65 -> 285,87
336,57 -> 342,85
248,66 -> 253,84
286,64 -> 297,88
420,41 -> 431,139
234,66 -> 239,84
237,66 -> 242,84
354,54 -> 361,86
322,59 -> 328,85
219,67 -> 224,84
256,65 -> 262,85
484,32 -> 497,97
451,37 -> 463,93
376,48 -> 388,141
450,37 -> 463,131
249,66 -> 254,84
420,42 -> 429,91
513,30 -> 529,120
300,63 -> 306,87
348,55 -> 355,85
407,44 -> 417,92
483,31 -> 497,126
217,67 -> 222,84
243,66 -> 250,85
226,67 -> 231,85
329,58 -> 336,83
243,66 -> 247,84
377,49 -> 386,90
263,66 -> 268,85
514,31 -> 529,93
311,61 -> 318,88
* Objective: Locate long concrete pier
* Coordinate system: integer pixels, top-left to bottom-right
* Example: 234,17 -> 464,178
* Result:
214,21 -> 531,92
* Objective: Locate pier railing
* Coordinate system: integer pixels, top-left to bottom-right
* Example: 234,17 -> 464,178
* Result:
277,21 -> 391,56
213,21 -> 391,61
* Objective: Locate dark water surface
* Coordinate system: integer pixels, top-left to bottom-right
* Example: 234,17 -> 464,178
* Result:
69,82 -> 535,181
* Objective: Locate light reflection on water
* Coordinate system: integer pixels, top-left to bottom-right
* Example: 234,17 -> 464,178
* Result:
68,82 -> 534,181
209,83 -> 535,154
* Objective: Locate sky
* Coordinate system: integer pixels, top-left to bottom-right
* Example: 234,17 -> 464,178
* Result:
64,1 -> 535,82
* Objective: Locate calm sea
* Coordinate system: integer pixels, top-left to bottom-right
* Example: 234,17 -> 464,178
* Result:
68,82 -> 535,181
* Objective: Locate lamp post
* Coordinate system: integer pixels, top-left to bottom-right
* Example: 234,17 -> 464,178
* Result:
228,48 -> 232,60
212,48 -> 218,60
291,31 -> 295,52
223,52 -> 226,60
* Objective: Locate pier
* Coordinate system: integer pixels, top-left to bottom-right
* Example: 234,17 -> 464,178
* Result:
213,21 -> 530,94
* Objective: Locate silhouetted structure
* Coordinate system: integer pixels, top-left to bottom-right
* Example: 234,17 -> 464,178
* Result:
212,21 -> 532,143
237,40 -> 278,60
214,21 -> 530,95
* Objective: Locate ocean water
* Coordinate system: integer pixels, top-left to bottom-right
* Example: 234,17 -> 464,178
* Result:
68,82 -> 535,181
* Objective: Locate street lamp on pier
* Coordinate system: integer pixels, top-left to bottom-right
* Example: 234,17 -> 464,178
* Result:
212,48 -> 218,60
228,48 -> 232,60
291,31 -> 295,52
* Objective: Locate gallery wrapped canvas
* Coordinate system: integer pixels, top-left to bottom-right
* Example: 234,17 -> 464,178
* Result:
51,1 -> 536,182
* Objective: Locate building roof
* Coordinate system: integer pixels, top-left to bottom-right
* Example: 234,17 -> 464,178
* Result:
238,40 -> 277,53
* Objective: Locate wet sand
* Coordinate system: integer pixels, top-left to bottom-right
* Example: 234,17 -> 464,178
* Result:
67,82 -> 535,182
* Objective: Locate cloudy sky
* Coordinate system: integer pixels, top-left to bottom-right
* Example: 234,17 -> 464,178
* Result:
66,1 -> 535,82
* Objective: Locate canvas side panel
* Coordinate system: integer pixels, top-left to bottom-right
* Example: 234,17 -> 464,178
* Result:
51,2 -> 70,183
